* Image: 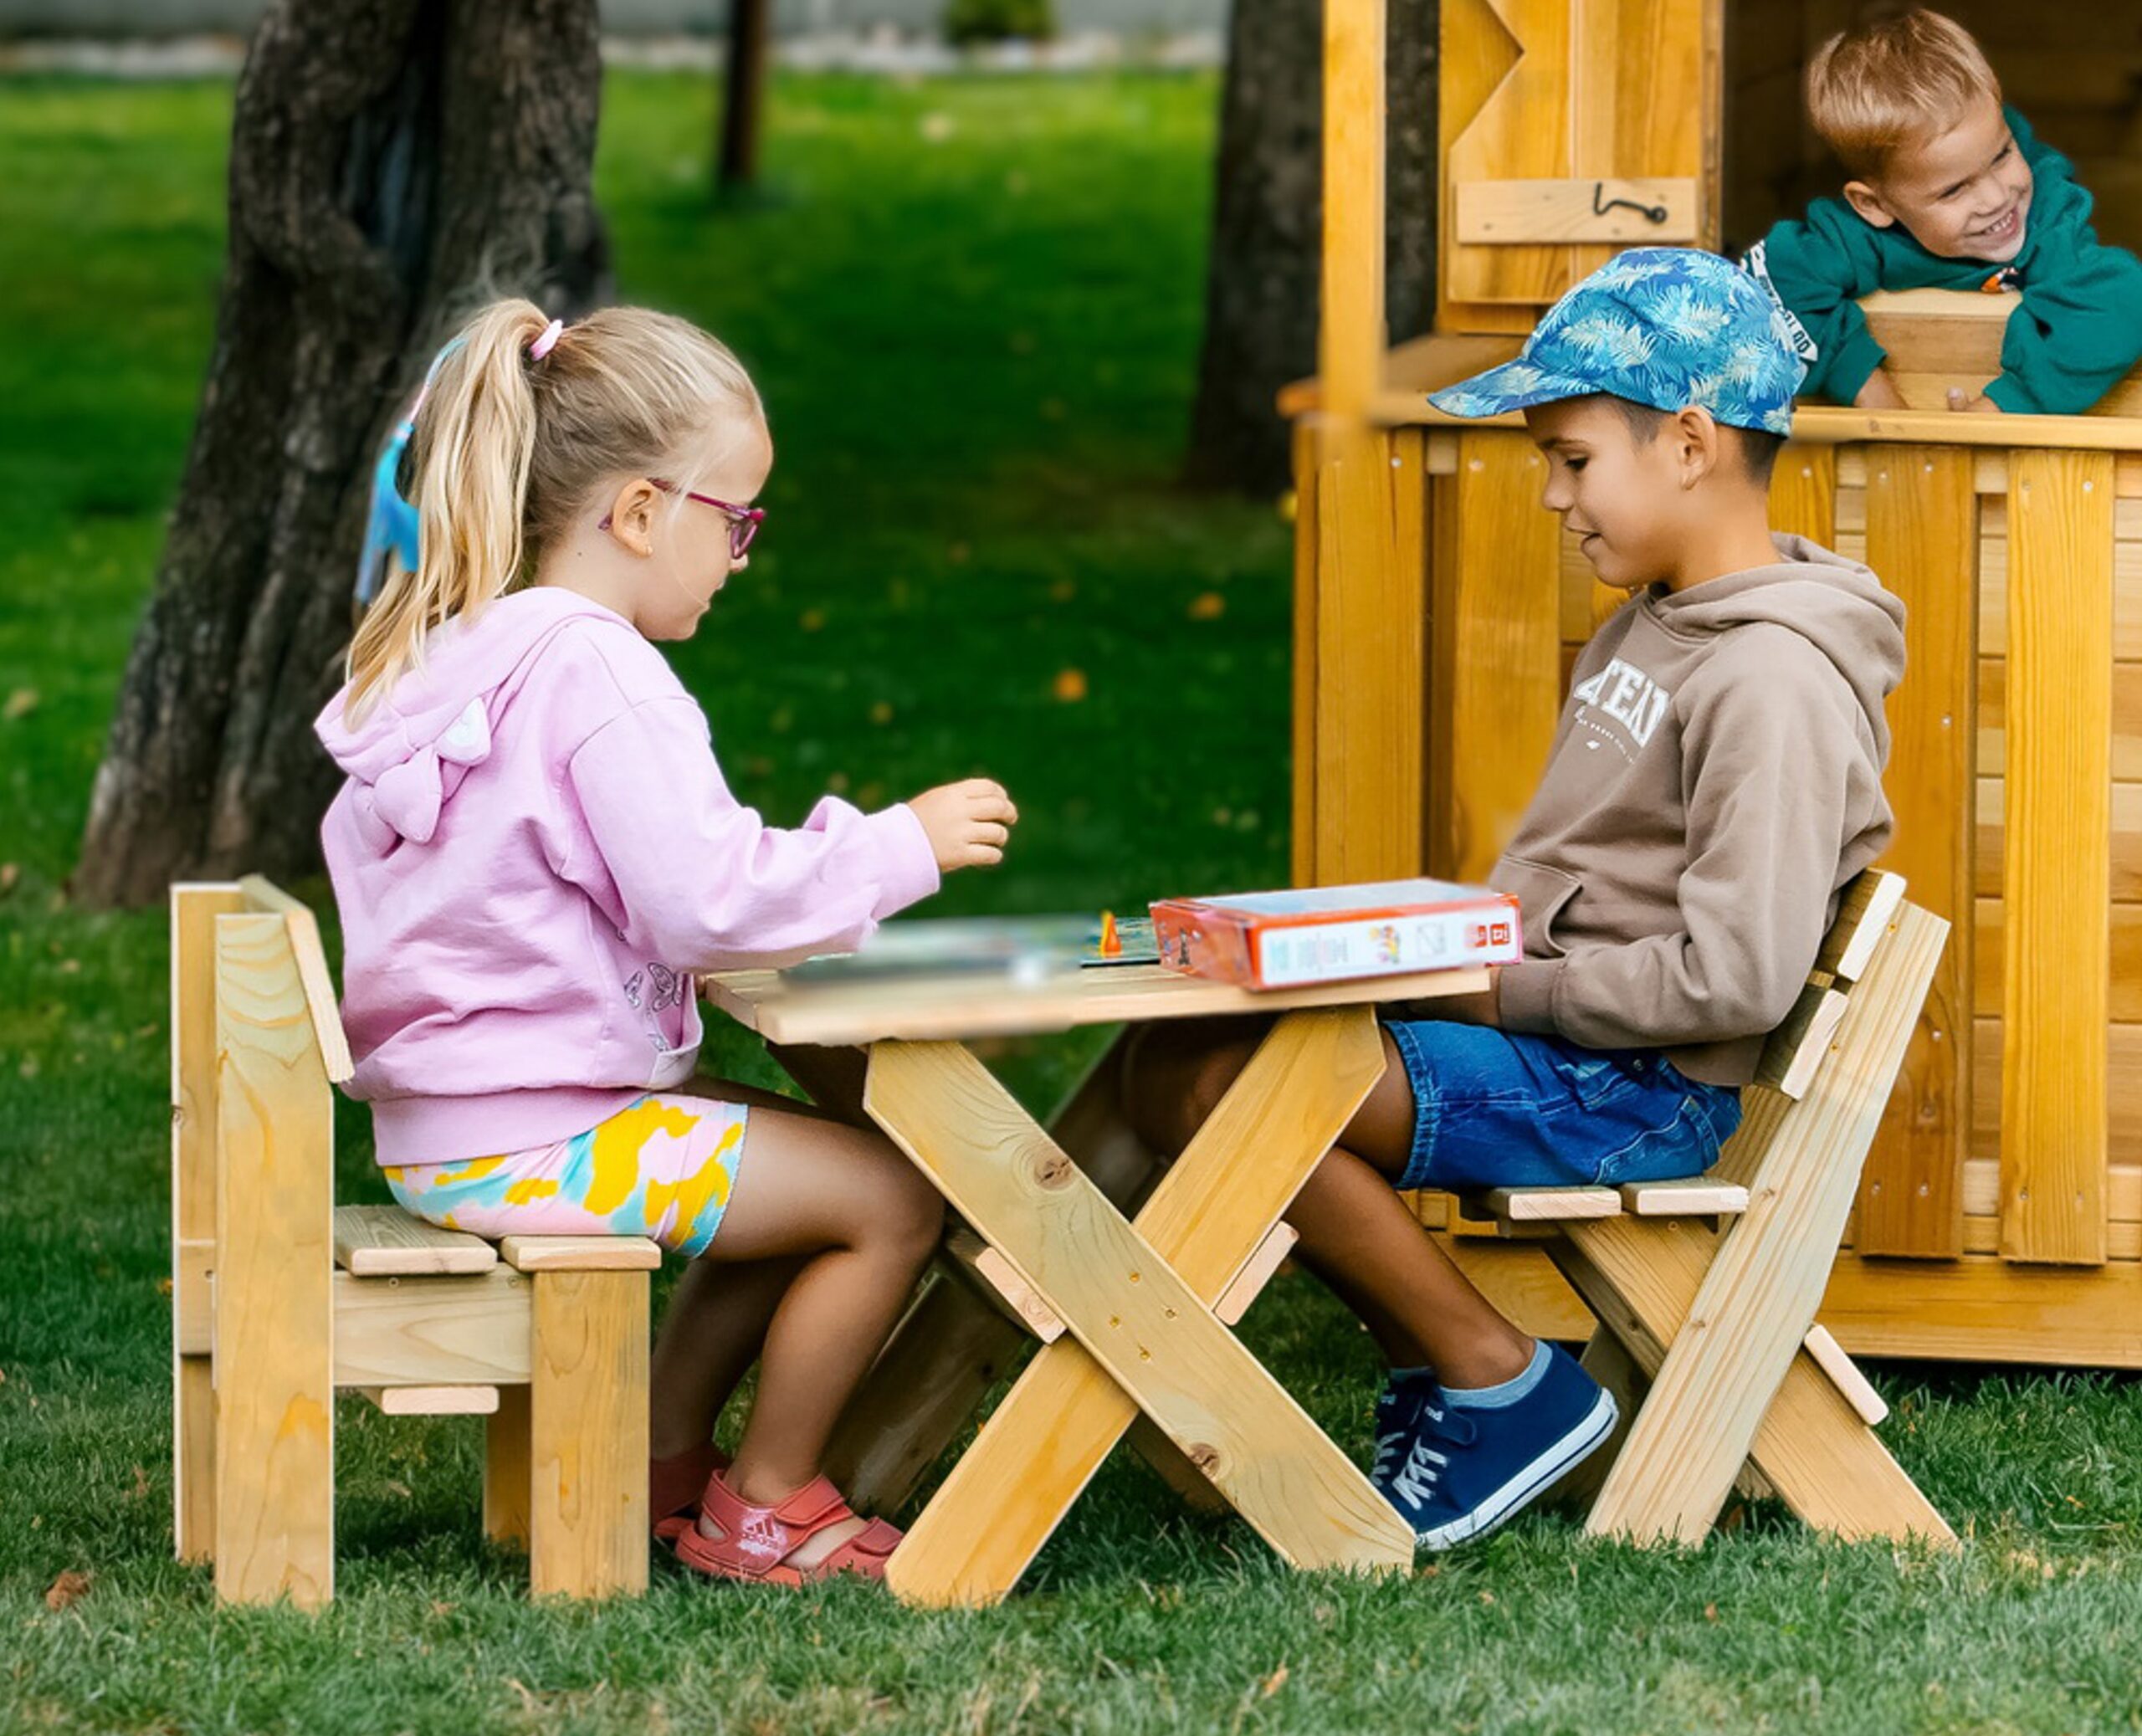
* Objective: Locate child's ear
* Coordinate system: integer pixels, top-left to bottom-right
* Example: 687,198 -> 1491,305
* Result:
1672,407 -> 1722,488
602,479 -> 662,556
1842,179 -> 1898,229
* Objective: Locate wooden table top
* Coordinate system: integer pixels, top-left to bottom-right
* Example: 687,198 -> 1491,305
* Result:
703,960 -> 1489,1047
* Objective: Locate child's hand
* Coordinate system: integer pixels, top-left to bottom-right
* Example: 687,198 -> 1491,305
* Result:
1852,368 -> 1905,411
909,778 -> 1018,873
1945,387 -> 2002,415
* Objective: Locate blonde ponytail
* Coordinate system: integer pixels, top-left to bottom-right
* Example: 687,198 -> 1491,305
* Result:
344,299 -> 762,717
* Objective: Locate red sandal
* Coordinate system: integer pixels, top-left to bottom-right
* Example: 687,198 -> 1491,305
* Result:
674,1471 -> 901,1586
650,1442 -> 730,1544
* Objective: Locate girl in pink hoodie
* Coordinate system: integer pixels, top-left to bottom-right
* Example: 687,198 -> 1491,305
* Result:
316,300 -> 1018,1586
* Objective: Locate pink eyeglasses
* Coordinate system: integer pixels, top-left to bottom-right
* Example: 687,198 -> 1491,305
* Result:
600,479 -> 766,561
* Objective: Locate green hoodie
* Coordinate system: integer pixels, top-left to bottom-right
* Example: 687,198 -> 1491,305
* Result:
1744,108 -> 2142,414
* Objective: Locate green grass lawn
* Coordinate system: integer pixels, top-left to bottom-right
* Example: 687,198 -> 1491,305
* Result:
2,70 -> 2139,1736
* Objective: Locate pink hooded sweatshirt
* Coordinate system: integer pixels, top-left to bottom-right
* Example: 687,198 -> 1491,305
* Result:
315,586 -> 940,1167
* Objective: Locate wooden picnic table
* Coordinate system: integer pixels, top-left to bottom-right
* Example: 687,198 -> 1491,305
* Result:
705,955 -> 1490,1605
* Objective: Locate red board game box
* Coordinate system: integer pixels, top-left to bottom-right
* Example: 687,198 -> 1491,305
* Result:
1149,878 -> 1523,990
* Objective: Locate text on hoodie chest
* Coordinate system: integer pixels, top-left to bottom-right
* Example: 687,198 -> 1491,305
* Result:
1571,657 -> 1672,750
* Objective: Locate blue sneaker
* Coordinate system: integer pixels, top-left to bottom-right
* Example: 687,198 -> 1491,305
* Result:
1369,1367 -> 1442,1493
1377,1344 -> 1617,1549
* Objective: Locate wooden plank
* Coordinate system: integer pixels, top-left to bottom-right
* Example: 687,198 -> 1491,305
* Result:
945,1226 -> 1065,1344
1585,904 -> 1948,1544
236,875 -> 354,1084
1438,1232 -> 1596,1337
1313,425 -> 1424,883
528,1270 -> 649,1597
1972,1019 -> 2142,1165
1320,0 -> 1386,417
358,1385 -> 500,1416
485,1384 -> 532,1546
212,913 -> 335,1607
1818,1252 -> 2142,1365
1964,1217 -> 2142,1259
1981,658 -> 2142,783
1976,535 -> 2142,659
1800,1325 -> 1888,1427
1976,778 -> 2142,900
1862,449 -> 1975,1257
1979,903 -> 2142,1022
1437,0 -> 1556,331
879,1010 -> 1407,1605
1291,419 -> 1320,889
1961,1156 -> 2140,1221
1454,176 -> 1699,243
331,1268 -> 530,1388
333,1204 -> 496,1276
705,957 -> 1486,1050
1216,1223 -> 1299,1327
172,883 -> 242,1564
1555,1216 -> 1953,1544
1427,432 -> 1563,881
174,1239 -> 213,1358
1473,1186 -> 1621,1222
1755,986 -> 1849,1101
1620,1176 -> 1749,1216
1766,444 -> 1837,545
822,1036 -> 1158,1516
2001,450 -> 2114,1265
499,1235 -> 661,1273
1811,872 -> 1908,984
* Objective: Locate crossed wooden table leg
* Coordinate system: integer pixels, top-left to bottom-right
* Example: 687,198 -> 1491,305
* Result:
855,1006 -> 1415,1606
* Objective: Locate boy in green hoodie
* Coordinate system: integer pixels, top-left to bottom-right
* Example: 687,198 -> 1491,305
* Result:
1128,248 -> 1906,1551
1743,8 -> 2142,416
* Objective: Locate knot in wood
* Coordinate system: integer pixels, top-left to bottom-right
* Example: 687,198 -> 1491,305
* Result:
1031,1150 -> 1075,1191
1186,1443 -> 1224,1479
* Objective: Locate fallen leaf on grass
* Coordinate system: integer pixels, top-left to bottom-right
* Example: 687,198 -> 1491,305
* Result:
1260,1665 -> 1289,1698
3,689 -> 38,722
0,863 -> 18,895
1053,668 -> 1088,703
1188,591 -> 1226,621
44,1570 -> 90,1611
128,1464 -> 151,1501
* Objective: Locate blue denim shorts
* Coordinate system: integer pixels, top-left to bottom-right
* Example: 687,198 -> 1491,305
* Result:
1381,1017 -> 1744,1195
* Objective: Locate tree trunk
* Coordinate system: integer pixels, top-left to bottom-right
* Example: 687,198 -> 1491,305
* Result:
1184,0 -> 1437,494
718,0 -> 773,191
74,0 -> 608,908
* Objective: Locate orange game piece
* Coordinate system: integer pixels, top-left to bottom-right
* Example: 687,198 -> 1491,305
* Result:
1099,910 -> 1122,957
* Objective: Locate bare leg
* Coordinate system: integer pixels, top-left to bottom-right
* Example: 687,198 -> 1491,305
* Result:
643,1073 -> 833,1459
1125,1019 -> 1533,1389
648,1252 -> 805,1458
683,1104 -> 943,1564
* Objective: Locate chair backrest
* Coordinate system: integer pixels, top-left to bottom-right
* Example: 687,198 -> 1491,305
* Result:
171,879 -> 345,1363
1716,868 -> 1950,1196
1749,870 -> 1909,1103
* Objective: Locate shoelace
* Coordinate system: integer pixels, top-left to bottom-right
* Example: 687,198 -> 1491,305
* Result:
1386,1399 -> 1478,1509
1371,1380 -> 1437,1483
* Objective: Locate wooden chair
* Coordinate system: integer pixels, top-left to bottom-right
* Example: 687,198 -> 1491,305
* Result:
170,878 -> 658,1608
1458,870 -> 1959,1546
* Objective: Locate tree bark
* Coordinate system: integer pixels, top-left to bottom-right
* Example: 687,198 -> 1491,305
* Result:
1184,0 -> 1437,495
74,0 -> 608,907
718,0 -> 773,191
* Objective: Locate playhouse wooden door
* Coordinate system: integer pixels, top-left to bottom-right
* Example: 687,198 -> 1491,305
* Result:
1439,0 -> 1724,332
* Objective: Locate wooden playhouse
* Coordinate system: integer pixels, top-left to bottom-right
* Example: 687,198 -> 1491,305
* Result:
1289,0 -> 2142,1366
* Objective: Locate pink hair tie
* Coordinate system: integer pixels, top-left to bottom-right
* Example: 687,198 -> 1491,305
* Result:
529,317 -> 565,360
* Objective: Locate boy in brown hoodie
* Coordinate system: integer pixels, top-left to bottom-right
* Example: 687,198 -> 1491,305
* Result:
1128,248 -> 1905,1550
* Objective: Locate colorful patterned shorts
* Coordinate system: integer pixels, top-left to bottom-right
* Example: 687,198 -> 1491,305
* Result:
384,1092 -> 751,1260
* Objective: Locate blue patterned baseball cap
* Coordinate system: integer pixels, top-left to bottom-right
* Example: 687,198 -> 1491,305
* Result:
1427,248 -> 1806,435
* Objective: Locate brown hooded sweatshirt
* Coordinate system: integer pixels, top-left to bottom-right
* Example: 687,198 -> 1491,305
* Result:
1489,534 -> 1906,1087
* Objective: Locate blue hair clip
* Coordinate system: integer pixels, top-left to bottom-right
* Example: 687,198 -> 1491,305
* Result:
354,337 -> 465,610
